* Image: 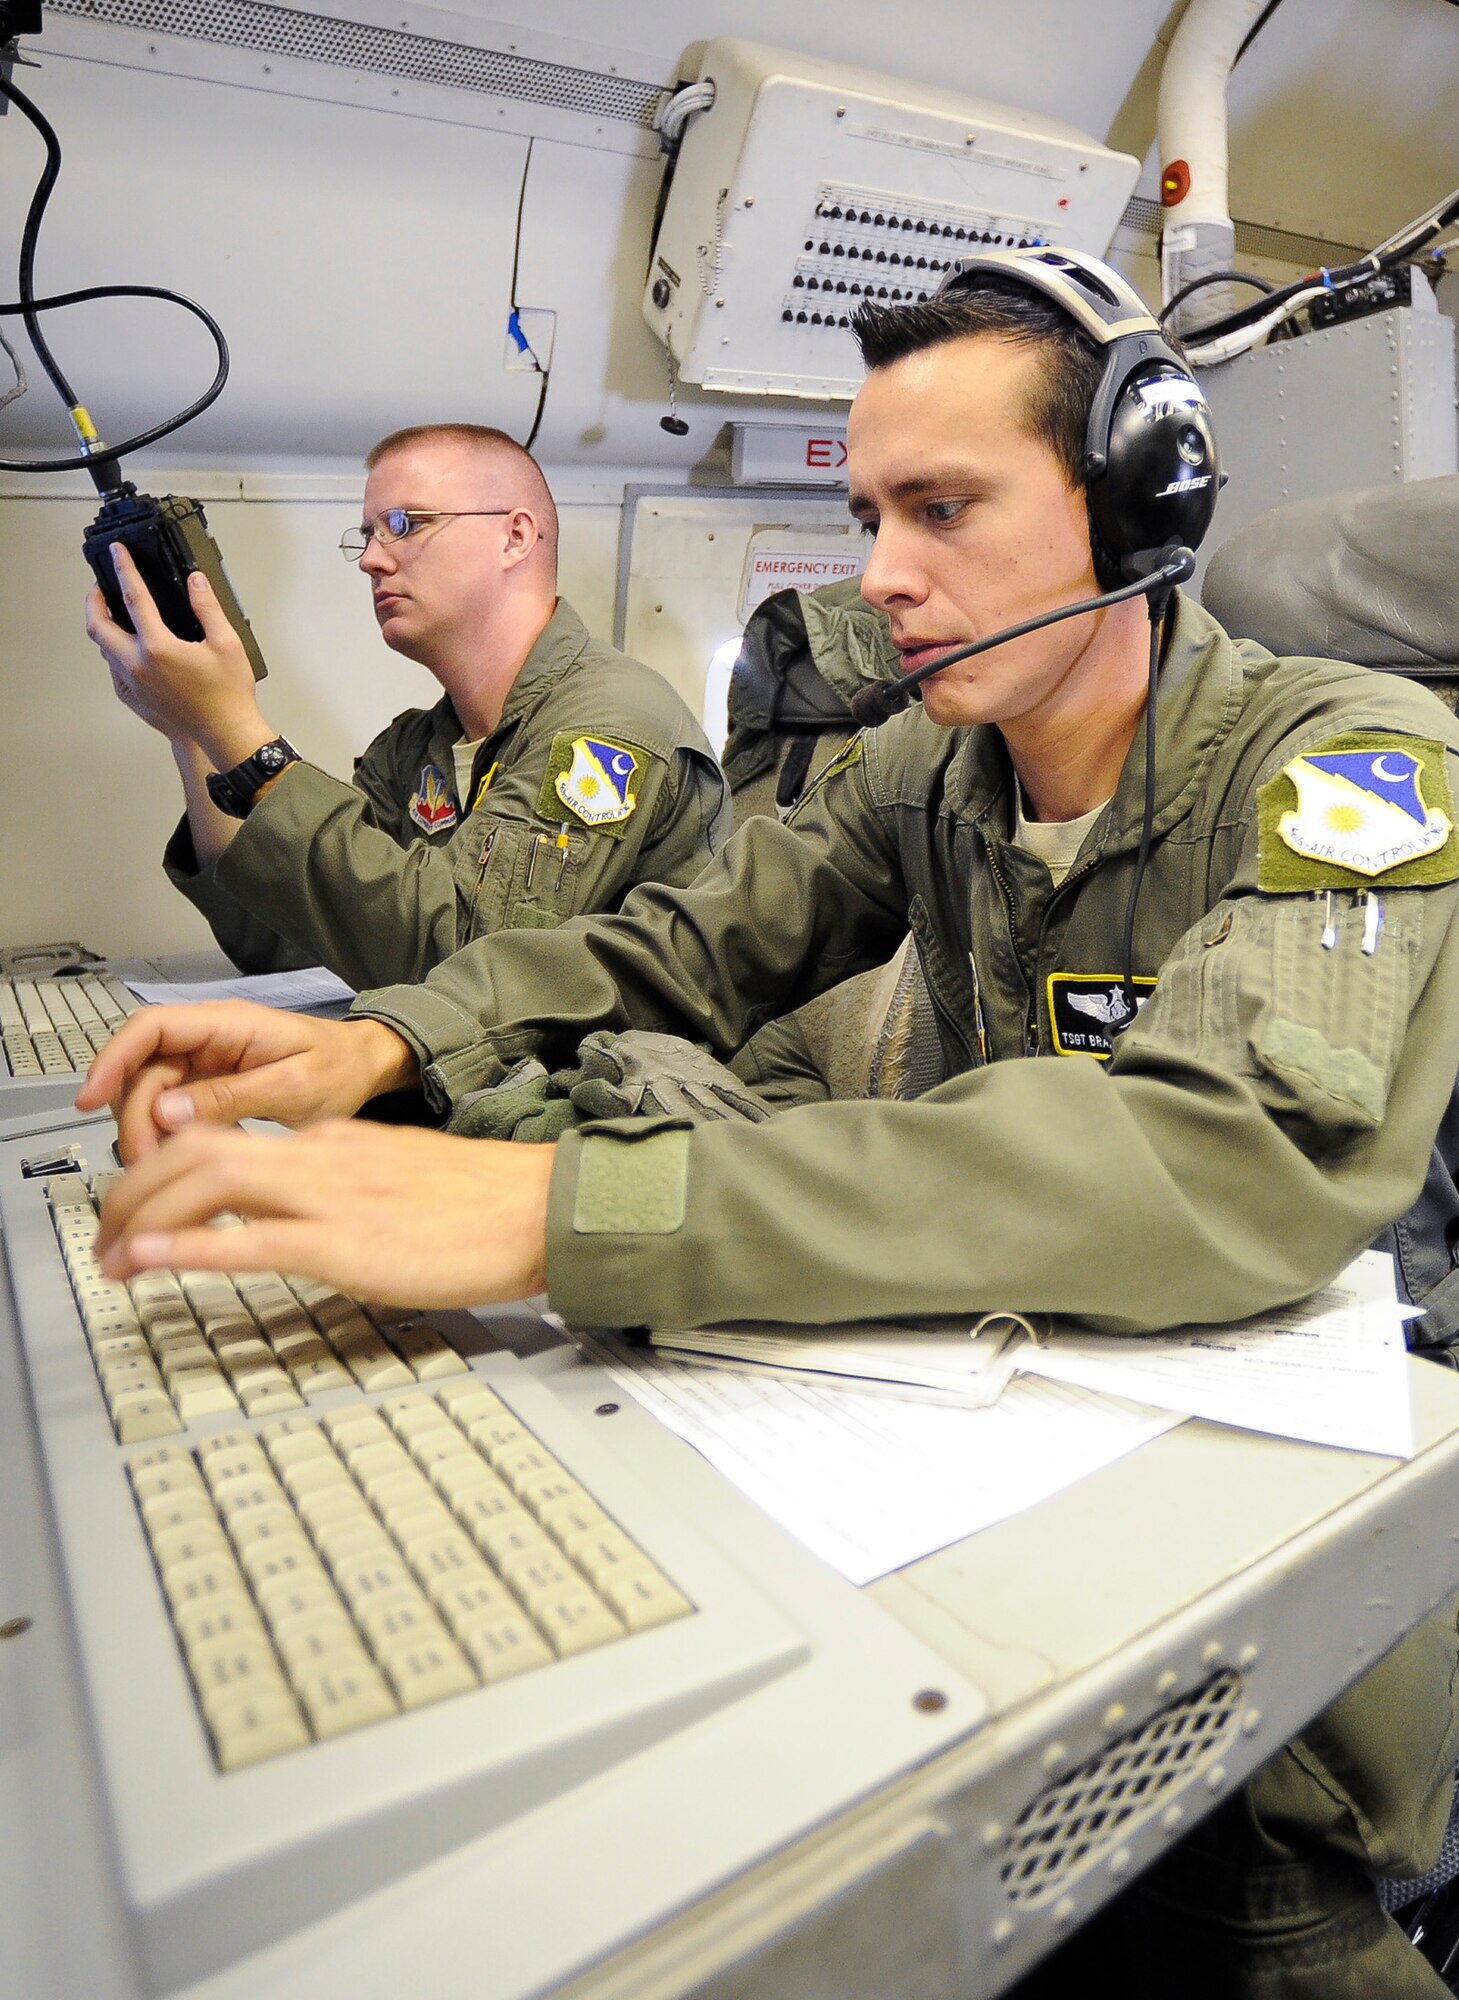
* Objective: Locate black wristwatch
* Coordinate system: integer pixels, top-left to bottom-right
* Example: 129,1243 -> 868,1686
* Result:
205,736 -> 300,819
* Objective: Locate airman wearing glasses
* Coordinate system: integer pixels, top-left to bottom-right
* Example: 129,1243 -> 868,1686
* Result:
84,423 -> 730,990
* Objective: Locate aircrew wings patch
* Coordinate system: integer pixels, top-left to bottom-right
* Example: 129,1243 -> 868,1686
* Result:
1258,732 -> 1459,892
538,733 -> 651,837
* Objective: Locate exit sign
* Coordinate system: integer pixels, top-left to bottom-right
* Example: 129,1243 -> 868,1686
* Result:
730,423 -> 850,486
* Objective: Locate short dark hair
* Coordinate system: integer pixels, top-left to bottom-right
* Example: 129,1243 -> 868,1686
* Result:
851,281 -> 1105,489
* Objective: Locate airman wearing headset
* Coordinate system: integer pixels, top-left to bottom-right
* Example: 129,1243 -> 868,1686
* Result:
87,249 -> 1459,1995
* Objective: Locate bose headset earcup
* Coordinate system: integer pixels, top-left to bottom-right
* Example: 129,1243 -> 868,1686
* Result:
934,248 -> 1220,589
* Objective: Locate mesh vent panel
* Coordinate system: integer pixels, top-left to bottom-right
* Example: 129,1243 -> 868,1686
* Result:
1001,1671 -> 1243,1905
44,0 -> 664,125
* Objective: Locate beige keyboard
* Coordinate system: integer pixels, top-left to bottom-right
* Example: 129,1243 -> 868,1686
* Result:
0,973 -> 139,1077
48,1170 -> 690,1774
50,1172 -> 465,1440
4,1113 -> 969,1996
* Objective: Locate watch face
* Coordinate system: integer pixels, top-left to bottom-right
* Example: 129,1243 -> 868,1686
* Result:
259,744 -> 287,770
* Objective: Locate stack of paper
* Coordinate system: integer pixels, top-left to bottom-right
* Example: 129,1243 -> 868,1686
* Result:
648,1315 -> 1026,1407
646,1252 -> 1416,1460
124,967 -> 356,1013
1014,1250 -> 1415,1459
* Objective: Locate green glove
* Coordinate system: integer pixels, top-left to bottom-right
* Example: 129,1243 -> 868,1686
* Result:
449,1058 -> 582,1143
567,1030 -> 773,1125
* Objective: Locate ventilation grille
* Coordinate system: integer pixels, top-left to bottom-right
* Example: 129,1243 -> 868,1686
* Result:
1120,194 -> 1365,272
44,0 -> 665,125
1001,1671 -> 1243,1906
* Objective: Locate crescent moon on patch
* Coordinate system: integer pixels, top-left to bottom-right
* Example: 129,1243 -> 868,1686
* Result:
611,753 -> 633,776
1372,754 -> 1412,783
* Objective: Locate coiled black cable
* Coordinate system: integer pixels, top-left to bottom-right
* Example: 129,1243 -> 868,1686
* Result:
0,66 -> 229,479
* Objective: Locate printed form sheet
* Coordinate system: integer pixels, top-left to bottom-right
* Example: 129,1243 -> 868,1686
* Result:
123,967 -> 356,1011
576,1332 -> 1180,1585
1014,1251 -> 1415,1460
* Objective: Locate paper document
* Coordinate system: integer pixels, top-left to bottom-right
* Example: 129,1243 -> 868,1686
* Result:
1015,1251 -> 1414,1459
124,967 -> 356,1013
576,1331 -> 1181,1585
648,1315 -> 1027,1407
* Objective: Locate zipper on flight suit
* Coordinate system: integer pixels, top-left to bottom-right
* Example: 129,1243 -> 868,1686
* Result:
466,825 -> 498,931
982,837 -> 1040,1057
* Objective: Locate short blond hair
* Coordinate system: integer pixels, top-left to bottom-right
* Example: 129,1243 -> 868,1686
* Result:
365,423 -> 558,547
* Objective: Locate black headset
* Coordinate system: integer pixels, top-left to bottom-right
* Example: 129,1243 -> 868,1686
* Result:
935,246 -> 1221,590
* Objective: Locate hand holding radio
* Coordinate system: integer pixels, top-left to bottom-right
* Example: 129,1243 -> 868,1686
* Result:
85,542 -> 274,772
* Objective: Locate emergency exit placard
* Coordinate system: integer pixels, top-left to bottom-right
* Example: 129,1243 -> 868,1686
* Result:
738,526 -> 866,619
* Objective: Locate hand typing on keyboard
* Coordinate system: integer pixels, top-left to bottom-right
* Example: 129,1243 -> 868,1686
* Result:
94,1120 -> 554,1309
77,1000 -> 418,1158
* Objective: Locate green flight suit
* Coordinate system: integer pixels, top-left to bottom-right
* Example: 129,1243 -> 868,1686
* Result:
163,598 -> 730,991
354,594 -> 1459,1993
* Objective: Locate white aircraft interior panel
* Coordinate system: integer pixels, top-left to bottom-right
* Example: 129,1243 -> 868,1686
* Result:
617,490 -> 863,728
0,48 -> 540,461
1219,0 -> 1459,252
387,0 -> 1177,152
643,39 -> 1141,399
1194,301 -> 1459,587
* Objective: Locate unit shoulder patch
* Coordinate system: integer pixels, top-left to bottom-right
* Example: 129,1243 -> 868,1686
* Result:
1048,973 -> 1157,1060
538,733 -> 653,838
1257,731 -> 1459,892
407,762 -> 458,834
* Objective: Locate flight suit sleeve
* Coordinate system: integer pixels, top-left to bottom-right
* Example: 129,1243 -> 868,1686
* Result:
163,816 -> 317,973
352,742 -> 908,1108
161,720 -> 416,977
540,764 -> 1459,1336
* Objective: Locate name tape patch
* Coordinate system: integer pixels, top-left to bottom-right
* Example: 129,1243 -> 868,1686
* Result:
1048,973 -> 1157,1060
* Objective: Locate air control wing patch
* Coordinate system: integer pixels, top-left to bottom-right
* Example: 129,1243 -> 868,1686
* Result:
1258,732 -> 1459,892
407,762 -> 458,834
539,733 -> 649,838
1048,973 -> 1157,1059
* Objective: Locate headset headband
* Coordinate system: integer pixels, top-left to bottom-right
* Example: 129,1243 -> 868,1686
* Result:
932,243 -> 1219,586
936,245 -> 1162,348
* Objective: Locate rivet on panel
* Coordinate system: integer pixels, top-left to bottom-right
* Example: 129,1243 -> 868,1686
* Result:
1162,1805 -> 1184,1832
1238,1644 -> 1259,1668
1242,1710 -> 1263,1736
1053,1897 -> 1077,1926
1156,1670 -> 1178,1697
1207,1765 -> 1227,1793
1108,1848 -> 1132,1877
981,1821 -> 1004,1852
991,1919 -> 1016,1950
1102,1701 -> 1127,1731
1043,1742 -> 1067,1775
1201,1640 -> 1222,1666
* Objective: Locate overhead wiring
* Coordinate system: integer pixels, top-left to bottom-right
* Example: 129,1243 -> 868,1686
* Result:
1172,179 -> 1459,366
1158,268 -> 1273,328
0,66 -> 230,482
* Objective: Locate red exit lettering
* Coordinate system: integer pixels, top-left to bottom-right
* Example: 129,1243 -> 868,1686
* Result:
805,437 -> 849,469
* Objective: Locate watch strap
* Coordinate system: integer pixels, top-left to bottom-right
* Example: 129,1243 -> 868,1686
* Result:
205,737 -> 300,818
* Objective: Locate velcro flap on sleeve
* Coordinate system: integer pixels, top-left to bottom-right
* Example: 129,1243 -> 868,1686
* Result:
573,1125 -> 691,1235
